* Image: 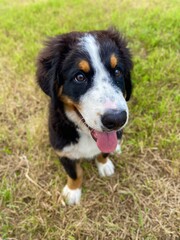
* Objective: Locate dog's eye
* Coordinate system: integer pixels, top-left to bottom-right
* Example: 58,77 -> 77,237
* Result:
74,73 -> 86,83
114,69 -> 122,77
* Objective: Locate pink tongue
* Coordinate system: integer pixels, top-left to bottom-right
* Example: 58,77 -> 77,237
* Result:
92,131 -> 118,153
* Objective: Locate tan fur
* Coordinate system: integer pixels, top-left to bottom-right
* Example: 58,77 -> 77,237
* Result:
55,150 -> 66,157
97,153 -> 108,164
78,60 -> 90,72
60,95 -> 81,111
110,54 -> 118,68
58,86 -> 63,97
67,163 -> 83,189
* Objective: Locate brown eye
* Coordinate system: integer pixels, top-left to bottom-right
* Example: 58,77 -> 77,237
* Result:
114,69 -> 122,77
74,73 -> 86,82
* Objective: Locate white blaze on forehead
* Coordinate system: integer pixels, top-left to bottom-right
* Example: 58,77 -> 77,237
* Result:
79,34 -> 108,78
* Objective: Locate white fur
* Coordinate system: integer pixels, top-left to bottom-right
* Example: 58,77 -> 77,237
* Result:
115,143 -> 122,153
79,34 -> 103,73
62,185 -> 81,205
61,34 -> 129,160
78,34 -> 129,131
96,158 -> 115,177
61,120 -> 101,159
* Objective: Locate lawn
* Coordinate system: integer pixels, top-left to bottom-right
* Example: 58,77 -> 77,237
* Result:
0,0 -> 179,239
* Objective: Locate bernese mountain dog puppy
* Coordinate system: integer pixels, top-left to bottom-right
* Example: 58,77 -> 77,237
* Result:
36,27 -> 132,205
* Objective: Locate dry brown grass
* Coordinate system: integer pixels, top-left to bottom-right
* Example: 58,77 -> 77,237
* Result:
1,144 -> 179,239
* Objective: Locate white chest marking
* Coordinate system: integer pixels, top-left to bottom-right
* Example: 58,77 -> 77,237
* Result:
62,130 -> 101,160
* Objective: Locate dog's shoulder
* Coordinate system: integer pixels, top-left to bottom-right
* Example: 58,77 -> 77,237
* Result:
48,102 -> 79,151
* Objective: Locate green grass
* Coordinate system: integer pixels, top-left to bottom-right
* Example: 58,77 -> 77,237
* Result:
0,0 -> 179,239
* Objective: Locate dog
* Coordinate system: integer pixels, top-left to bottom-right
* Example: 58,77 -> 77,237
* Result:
36,27 -> 132,205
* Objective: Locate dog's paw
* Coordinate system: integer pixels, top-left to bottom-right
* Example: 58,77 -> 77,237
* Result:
62,185 -> 81,205
96,158 -> 115,177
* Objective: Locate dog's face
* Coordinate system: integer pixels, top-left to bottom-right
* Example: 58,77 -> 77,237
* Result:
37,28 -> 132,153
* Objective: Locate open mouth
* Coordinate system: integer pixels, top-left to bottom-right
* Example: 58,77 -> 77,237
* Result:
91,129 -> 118,153
74,107 -> 118,153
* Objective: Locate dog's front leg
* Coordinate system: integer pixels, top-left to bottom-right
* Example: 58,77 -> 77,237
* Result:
60,157 -> 83,205
96,153 -> 115,177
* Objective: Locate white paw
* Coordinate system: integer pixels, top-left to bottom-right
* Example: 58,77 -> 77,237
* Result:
96,158 -> 115,177
115,143 -> 122,153
62,185 -> 81,205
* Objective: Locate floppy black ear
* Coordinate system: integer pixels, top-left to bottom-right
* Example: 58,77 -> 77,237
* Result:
36,33 -> 80,99
36,37 -> 61,97
106,27 -> 133,101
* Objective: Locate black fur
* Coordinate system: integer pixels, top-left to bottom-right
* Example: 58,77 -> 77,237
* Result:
48,101 -> 79,150
103,28 -> 133,101
102,153 -> 109,158
60,157 -> 78,180
36,28 -> 132,103
36,28 -> 132,179
117,130 -> 123,140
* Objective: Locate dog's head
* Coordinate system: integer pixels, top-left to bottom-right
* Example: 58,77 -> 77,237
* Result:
37,28 -> 133,153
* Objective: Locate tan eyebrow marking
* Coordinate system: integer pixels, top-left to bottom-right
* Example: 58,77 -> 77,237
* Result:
78,60 -> 90,73
110,54 -> 118,68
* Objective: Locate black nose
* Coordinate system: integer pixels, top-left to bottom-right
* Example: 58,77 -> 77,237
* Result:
101,110 -> 127,130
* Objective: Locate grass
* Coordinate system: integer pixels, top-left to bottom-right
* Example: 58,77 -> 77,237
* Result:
0,0 -> 179,239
